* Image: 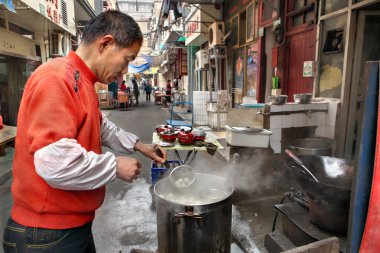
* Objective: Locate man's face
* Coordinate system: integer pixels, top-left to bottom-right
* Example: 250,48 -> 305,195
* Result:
97,39 -> 141,84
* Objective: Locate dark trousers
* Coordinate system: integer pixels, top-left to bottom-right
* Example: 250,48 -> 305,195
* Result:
3,218 -> 96,253
134,92 -> 139,105
166,91 -> 171,102
146,93 -> 151,101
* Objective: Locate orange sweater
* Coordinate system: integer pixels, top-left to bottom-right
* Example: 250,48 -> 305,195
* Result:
11,51 -> 104,229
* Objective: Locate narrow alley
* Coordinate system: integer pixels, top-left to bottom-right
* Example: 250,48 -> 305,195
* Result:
1,0 -> 380,252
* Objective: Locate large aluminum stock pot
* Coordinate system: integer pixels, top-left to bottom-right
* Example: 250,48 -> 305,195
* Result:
154,173 -> 234,253
288,138 -> 333,156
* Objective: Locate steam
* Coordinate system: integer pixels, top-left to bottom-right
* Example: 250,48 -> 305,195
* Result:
189,149 -> 275,194
231,149 -> 275,193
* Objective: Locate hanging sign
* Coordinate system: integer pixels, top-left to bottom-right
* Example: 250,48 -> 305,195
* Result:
45,0 -> 62,25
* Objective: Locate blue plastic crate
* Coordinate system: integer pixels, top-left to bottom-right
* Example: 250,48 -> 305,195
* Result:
151,160 -> 181,185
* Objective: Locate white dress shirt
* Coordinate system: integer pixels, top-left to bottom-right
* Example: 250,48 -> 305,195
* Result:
34,114 -> 139,190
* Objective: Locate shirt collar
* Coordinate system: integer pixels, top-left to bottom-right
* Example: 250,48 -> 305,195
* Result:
67,51 -> 98,85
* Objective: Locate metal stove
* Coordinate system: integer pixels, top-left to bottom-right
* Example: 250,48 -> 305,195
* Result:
264,191 -> 347,253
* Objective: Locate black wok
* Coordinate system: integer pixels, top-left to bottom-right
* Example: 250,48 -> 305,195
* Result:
284,155 -> 353,206
284,155 -> 354,234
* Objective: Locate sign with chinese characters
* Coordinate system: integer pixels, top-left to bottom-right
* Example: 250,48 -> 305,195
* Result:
20,0 -> 75,35
185,9 -> 204,45
185,14 -> 200,38
45,0 -> 61,25
185,5 -> 219,46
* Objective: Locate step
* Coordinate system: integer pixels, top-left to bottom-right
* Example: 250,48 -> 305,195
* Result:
265,231 -> 296,253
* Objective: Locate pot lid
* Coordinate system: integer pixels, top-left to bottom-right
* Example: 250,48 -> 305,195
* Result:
162,129 -> 178,135
176,126 -> 192,132
230,126 -> 264,133
193,127 -> 206,135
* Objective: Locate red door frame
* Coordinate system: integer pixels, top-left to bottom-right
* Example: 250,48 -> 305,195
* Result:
283,0 -> 318,101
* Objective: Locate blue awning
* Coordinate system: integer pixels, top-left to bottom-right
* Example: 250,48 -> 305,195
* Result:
128,62 -> 150,73
0,0 -> 16,12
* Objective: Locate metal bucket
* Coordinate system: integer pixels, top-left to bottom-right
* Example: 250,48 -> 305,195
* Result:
288,138 -> 333,156
154,173 -> 234,253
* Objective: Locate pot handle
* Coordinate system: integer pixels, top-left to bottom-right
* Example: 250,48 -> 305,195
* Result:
175,211 -> 203,220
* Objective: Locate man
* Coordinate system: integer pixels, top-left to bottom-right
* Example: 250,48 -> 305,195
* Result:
108,80 -> 118,101
131,76 -> 140,105
144,82 -> 153,102
166,79 -> 172,103
3,10 -> 167,253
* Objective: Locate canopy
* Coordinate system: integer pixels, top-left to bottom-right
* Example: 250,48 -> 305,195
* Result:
128,62 -> 150,73
0,0 -> 16,12
141,54 -> 166,67
142,67 -> 159,75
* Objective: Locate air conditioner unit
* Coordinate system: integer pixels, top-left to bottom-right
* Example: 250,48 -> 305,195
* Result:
50,32 -> 64,56
208,21 -> 225,47
195,49 -> 208,70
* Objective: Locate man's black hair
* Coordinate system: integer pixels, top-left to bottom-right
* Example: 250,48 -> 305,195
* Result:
81,10 -> 143,48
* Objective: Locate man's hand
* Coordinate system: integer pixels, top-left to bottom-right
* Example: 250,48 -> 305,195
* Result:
134,141 -> 167,163
115,156 -> 142,183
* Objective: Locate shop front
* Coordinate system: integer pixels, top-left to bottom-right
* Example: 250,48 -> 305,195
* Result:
224,0 -> 260,107
0,30 -> 41,125
0,0 -> 75,125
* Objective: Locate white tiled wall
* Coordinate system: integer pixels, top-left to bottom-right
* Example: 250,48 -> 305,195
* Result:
208,111 -> 227,129
268,101 -> 336,153
269,102 -> 329,129
193,91 -> 218,125
315,100 -> 339,139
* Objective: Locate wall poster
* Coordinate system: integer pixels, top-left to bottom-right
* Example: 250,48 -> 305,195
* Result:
233,47 -> 245,106
247,43 -> 258,98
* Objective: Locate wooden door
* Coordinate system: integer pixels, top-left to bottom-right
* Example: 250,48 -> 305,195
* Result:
285,30 -> 316,101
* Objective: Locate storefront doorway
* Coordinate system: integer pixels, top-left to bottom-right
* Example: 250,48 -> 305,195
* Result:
344,10 -> 380,160
0,54 -> 40,126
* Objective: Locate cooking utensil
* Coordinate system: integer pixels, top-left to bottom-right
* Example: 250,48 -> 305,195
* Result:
294,93 -> 312,104
175,126 -> 192,132
169,165 -> 195,188
284,149 -> 319,182
160,129 -> 178,142
178,129 -> 195,145
288,138 -> 332,156
192,127 -> 206,142
155,124 -> 173,135
154,173 -> 234,253
284,155 -> 354,234
268,95 -> 288,105
155,145 -> 170,169
230,126 -> 263,133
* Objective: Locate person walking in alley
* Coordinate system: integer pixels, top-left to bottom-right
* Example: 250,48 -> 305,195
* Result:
3,10 -> 167,253
131,76 -> 140,105
144,82 -> 152,101
166,79 -> 172,103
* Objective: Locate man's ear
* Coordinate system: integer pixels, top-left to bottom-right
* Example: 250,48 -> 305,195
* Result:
99,35 -> 114,53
